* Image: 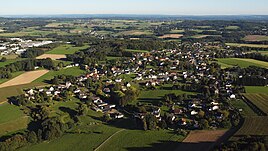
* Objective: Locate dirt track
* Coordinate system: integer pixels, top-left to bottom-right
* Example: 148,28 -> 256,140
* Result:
0,70 -> 49,88
36,54 -> 66,60
176,130 -> 228,151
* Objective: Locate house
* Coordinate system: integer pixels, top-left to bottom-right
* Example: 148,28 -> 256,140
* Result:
230,94 -> 236,99
191,110 -> 198,115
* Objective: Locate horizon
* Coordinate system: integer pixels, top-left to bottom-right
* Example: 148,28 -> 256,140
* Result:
1,0 -> 268,15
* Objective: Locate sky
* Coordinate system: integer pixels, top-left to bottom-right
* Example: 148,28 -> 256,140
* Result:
0,0 -> 268,15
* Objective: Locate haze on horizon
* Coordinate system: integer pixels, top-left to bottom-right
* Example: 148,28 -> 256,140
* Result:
0,0 -> 268,16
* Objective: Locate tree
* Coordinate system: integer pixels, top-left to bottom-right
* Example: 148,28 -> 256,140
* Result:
200,119 -> 209,129
145,114 -> 157,130
103,113 -> 111,122
77,104 -> 88,116
26,131 -> 38,144
198,110 -> 205,118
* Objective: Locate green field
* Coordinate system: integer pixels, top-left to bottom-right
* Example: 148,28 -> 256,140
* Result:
217,58 -> 268,68
243,35 -> 268,42
230,99 -> 257,117
0,71 -> 25,84
34,67 -> 86,83
0,103 -> 28,136
243,93 -> 268,114
169,29 -> 185,33
99,129 -> 184,151
45,44 -> 89,54
138,89 -> 195,105
125,49 -> 149,53
225,26 -> 239,30
0,82 -> 46,103
226,43 -> 268,48
245,86 -> 268,94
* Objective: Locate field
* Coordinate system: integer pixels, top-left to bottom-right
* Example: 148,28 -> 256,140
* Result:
45,44 -> 89,54
36,54 -> 66,60
230,99 -> 257,117
191,35 -> 221,39
245,86 -> 268,94
225,26 -> 240,30
177,130 -> 228,151
33,67 -> 85,83
243,93 -> 268,115
0,71 -> 25,84
18,97 -> 184,151
0,70 -> 49,88
158,34 -> 183,39
118,30 -> 153,35
0,103 -> 28,136
0,59 -> 23,68
234,116 -> 268,136
169,29 -> 185,33
137,89 -> 195,105
243,35 -> 268,41
217,58 -> 268,68
125,49 -> 149,53
0,82 -> 46,103
226,43 -> 268,48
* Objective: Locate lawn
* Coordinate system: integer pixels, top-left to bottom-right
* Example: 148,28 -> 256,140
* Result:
45,44 -> 89,55
245,86 -> 268,94
226,43 -> 268,48
33,67 -> 86,83
217,58 -> 268,68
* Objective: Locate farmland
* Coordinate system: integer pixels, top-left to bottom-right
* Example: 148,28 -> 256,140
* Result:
125,49 -> 149,53
0,70 -> 49,88
225,26 -> 240,30
216,58 -> 268,68
243,93 -> 268,115
36,54 -> 66,60
234,116 -> 268,136
226,43 -> 268,48
177,130 -> 228,151
159,34 -> 183,39
243,35 -> 268,41
245,86 -> 268,94
45,44 -> 89,54
230,99 -> 257,117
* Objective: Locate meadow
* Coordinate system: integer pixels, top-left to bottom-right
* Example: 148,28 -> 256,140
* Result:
245,86 -> 268,94
33,67 -> 86,83
243,35 -> 268,41
226,43 -> 268,48
45,44 -> 89,55
216,58 -> 268,68
230,99 -> 257,117
125,49 -> 149,53
225,26 -> 240,30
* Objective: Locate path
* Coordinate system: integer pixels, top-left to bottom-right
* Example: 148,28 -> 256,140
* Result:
94,129 -> 125,151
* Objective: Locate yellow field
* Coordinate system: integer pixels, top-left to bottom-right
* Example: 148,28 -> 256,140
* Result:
36,54 -> 66,60
0,70 -> 49,88
159,34 -> 183,39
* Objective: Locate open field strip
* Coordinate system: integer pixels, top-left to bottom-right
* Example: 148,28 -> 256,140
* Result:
159,34 -> 183,39
0,70 -> 49,88
36,54 -> 66,60
176,130 -> 228,151
226,43 -> 268,48
217,58 -> 268,68
243,35 -> 268,41
243,93 -> 268,115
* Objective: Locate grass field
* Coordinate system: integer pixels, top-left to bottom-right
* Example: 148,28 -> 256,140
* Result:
125,49 -> 149,53
245,86 -> 268,94
138,89 -> 195,105
191,35 -> 221,39
225,26 -> 240,30
99,129 -> 184,151
0,82 -> 46,103
36,54 -> 66,60
217,58 -> 268,68
226,43 -> 268,48
243,35 -> 268,41
0,59 -> 23,68
230,99 -> 257,117
234,116 -> 268,136
118,30 -> 153,35
243,93 -> 268,114
33,67 -> 85,83
0,71 -> 25,84
169,29 -> 185,34
45,44 -> 89,54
